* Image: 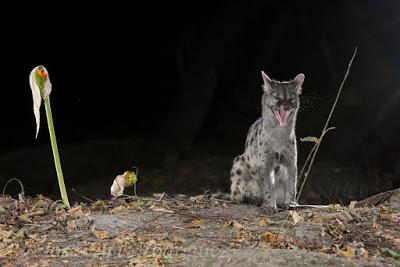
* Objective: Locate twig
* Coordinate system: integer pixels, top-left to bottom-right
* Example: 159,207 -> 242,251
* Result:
2,177 -> 25,196
162,193 -> 184,206
213,198 -> 233,203
120,194 -> 136,199
297,126 -> 336,202
50,199 -> 65,210
296,47 -> 358,203
288,203 -> 330,209
274,48 -> 357,248
71,187 -> 95,203
131,166 -> 139,197
297,142 -> 317,189
158,191 -> 166,202
23,223 -> 45,228
133,184 -> 137,197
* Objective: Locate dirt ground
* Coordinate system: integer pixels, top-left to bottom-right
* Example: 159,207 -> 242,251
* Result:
0,189 -> 399,266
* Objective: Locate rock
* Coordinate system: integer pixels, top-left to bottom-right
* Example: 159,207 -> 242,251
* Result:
174,249 -> 393,267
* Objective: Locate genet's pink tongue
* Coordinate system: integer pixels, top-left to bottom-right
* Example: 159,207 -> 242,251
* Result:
277,108 -> 288,126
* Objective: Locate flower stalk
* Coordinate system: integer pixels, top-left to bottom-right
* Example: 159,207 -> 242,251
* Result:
29,66 -> 70,208
44,98 -> 70,208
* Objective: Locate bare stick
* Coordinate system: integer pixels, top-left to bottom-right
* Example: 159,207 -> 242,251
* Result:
71,187 -> 95,203
297,127 -> 335,202
275,48 -> 357,255
158,191 -> 166,202
2,178 -> 25,196
131,166 -> 139,197
50,199 -> 65,210
297,142 -> 317,188
296,47 -> 358,203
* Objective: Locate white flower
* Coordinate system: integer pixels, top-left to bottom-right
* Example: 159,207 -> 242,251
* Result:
29,65 -> 52,138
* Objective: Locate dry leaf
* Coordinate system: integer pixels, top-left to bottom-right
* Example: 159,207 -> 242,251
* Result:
15,229 -> 26,240
27,233 -> 39,242
319,245 -> 330,252
68,205 -> 85,217
19,215 -> 32,223
260,231 -> 285,244
173,236 -> 186,243
336,246 -> 355,258
128,202 -> 144,212
152,258 -> 164,266
0,206 -> 6,213
91,227 -> 109,239
330,204 -> 342,209
67,220 -> 77,230
224,220 -> 245,230
0,243 -> 15,257
357,247 -> 369,259
258,217 -> 271,226
372,222 -> 380,229
348,201 -> 357,209
110,205 -> 126,213
19,210 -> 45,223
0,229 -> 14,240
129,257 -> 150,266
149,204 -> 173,213
289,211 -> 304,224
187,219 -> 204,229
380,213 -> 392,221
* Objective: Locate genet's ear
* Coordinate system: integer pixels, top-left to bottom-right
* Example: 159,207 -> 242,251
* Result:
261,71 -> 272,93
292,73 -> 305,94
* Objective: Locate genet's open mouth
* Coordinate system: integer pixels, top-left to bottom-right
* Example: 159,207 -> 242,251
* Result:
272,106 -> 290,126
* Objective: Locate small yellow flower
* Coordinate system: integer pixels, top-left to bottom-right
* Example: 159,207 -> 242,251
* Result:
124,171 -> 137,187
111,169 -> 139,197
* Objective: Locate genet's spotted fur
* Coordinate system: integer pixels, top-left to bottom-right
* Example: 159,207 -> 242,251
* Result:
230,71 -> 305,212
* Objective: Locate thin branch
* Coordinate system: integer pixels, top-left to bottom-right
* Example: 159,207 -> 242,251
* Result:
297,142 -> 317,189
297,127 -> 336,201
50,199 -> 65,210
71,187 -> 95,203
157,191 -> 166,202
120,194 -> 138,200
323,46 -> 357,132
131,166 -> 139,197
2,177 -> 25,196
296,47 -> 358,203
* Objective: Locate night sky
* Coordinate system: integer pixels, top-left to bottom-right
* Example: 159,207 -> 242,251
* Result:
1,1 -> 400,199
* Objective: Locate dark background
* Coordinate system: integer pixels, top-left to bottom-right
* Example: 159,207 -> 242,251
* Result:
1,0 -> 399,204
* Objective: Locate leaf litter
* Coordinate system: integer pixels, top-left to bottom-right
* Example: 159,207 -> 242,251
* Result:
0,191 -> 399,266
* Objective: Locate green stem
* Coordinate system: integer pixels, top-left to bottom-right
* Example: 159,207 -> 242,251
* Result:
44,98 -> 70,208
